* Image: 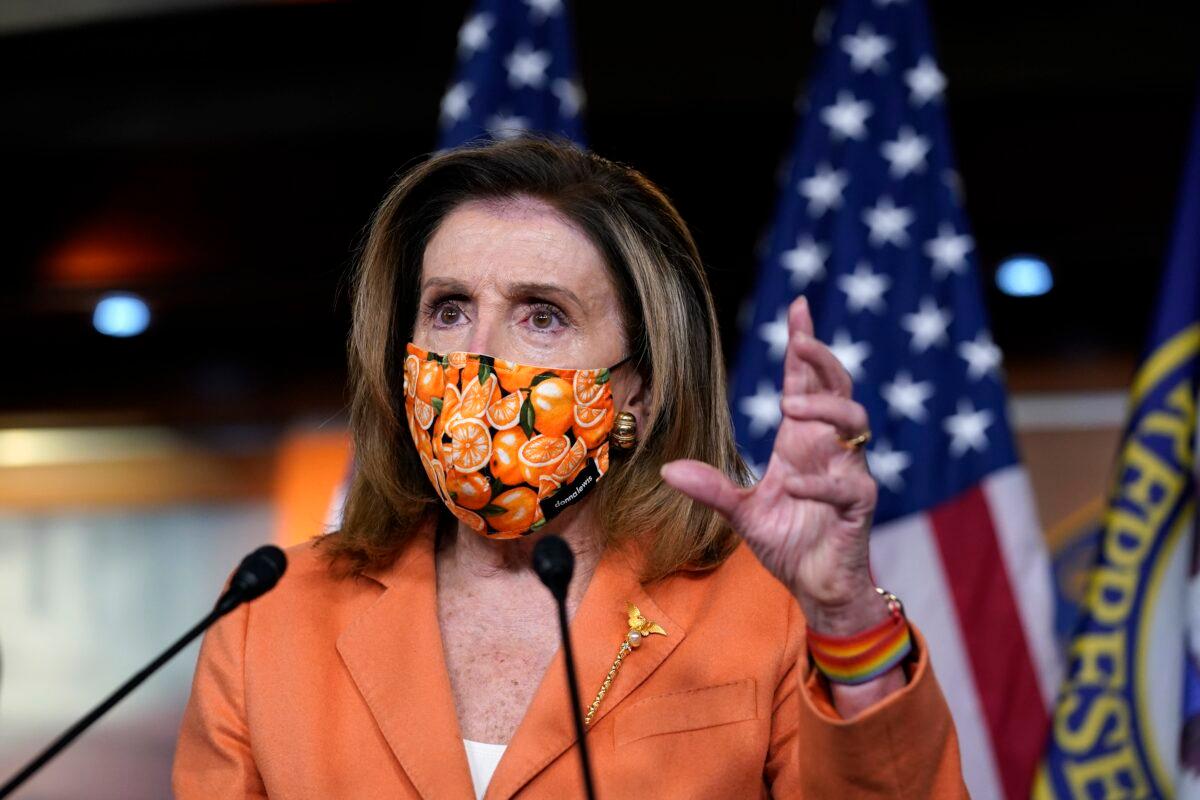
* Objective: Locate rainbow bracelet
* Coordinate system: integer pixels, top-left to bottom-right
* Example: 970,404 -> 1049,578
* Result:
806,590 -> 913,685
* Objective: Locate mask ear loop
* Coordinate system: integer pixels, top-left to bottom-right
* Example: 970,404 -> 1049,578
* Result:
607,353 -> 636,372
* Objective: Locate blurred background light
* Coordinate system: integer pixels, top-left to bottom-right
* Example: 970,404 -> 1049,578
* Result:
996,255 -> 1054,297
93,292 -> 150,337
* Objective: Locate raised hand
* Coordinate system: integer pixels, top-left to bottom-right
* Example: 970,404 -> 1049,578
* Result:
661,296 -> 888,638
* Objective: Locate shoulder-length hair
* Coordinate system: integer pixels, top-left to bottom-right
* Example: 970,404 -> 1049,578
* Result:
320,134 -> 752,582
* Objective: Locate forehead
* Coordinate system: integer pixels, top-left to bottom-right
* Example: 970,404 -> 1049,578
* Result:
421,196 -> 610,292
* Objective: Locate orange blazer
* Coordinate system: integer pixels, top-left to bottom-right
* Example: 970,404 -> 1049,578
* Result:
173,526 -> 968,798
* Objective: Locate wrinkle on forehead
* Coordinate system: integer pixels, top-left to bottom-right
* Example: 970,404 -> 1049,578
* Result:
422,196 -> 612,301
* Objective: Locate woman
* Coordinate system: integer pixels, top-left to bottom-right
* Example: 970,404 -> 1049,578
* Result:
174,136 -> 967,798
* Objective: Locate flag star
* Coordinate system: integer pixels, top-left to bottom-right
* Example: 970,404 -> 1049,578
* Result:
739,381 -> 783,437
880,126 -> 930,178
838,261 -> 891,314
486,110 -> 531,139
863,196 -> 915,247
901,297 -> 952,352
906,56 -> 947,106
925,223 -> 975,278
781,235 -> 829,289
457,12 -> 493,56
759,309 -> 791,362
523,0 -> 562,21
943,399 -> 994,456
440,81 -> 473,125
867,440 -> 912,492
798,162 -> 849,217
841,24 -> 893,74
828,330 -> 871,380
881,370 -> 935,422
958,331 -> 1002,379
820,91 -> 873,141
551,78 -> 585,116
505,42 -> 552,89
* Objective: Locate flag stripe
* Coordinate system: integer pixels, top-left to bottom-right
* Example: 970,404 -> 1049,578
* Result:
981,466 -> 1063,706
871,512 -> 1005,800
928,485 -> 1049,800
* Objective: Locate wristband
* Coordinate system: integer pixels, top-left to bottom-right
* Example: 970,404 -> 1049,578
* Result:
806,587 -> 912,685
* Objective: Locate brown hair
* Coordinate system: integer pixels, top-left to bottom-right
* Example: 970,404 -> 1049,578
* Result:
320,134 -> 751,582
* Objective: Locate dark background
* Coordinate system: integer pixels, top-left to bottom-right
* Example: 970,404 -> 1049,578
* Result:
2,0 -> 1195,426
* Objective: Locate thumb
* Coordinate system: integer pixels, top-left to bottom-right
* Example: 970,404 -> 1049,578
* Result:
660,460 -> 744,520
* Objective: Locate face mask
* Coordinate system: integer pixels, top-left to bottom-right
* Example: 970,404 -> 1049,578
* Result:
403,342 -> 632,539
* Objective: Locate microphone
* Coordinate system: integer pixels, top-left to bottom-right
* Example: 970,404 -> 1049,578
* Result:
215,544 -> 288,615
532,535 -> 597,800
0,544 -> 288,799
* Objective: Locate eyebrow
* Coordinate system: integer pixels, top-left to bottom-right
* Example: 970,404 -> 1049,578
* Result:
419,276 -> 470,295
504,281 -> 583,311
420,276 -> 584,311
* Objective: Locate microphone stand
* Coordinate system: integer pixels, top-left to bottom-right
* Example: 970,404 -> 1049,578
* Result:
0,545 -> 287,799
0,608 -> 222,798
532,535 -> 597,800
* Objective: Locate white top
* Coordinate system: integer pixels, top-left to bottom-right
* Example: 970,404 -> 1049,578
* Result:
462,738 -> 508,799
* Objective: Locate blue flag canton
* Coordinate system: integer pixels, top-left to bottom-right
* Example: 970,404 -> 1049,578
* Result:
438,0 -> 586,149
730,0 -> 1017,525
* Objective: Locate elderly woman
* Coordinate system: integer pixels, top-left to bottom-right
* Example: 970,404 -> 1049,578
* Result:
174,137 -> 966,798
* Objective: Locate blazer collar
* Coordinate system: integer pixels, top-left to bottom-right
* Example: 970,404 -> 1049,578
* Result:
337,522 -> 476,800
337,523 -> 686,800
486,542 -> 684,800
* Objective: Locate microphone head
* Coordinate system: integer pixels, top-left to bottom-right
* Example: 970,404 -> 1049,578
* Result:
531,535 -> 574,602
230,545 -> 288,603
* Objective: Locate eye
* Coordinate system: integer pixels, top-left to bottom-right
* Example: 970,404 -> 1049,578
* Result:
525,302 -> 569,332
425,298 -> 468,328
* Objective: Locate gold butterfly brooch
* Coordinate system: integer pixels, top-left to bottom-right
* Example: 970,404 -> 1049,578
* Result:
584,602 -> 667,726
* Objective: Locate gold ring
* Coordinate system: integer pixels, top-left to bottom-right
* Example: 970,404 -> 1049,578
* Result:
839,430 -> 871,451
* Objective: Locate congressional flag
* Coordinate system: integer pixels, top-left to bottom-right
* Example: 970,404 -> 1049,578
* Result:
436,0 -> 586,150
1036,97 -> 1200,800
729,0 -> 1061,797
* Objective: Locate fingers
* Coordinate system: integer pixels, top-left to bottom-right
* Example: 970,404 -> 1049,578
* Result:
782,296 -> 854,399
780,395 -> 869,439
788,295 -> 815,338
782,473 -> 877,512
660,459 -> 745,519
785,336 -> 853,398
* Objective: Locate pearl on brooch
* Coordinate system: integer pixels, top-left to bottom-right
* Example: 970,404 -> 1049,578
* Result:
627,630 -> 643,648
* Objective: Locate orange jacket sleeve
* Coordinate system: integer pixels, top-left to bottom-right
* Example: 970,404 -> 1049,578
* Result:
172,598 -> 267,799
766,599 -> 969,799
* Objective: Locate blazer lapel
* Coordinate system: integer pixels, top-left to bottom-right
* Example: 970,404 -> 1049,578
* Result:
336,526 -> 476,800
486,545 -> 686,800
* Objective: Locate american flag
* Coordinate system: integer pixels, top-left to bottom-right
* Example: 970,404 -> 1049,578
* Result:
437,0 -> 586,150
728,0 -> 1061,797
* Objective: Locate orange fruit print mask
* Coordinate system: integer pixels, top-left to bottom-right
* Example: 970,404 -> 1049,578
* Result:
403,342 -> 631,539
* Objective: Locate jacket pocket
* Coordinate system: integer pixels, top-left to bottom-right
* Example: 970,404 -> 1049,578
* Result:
613,678 -> 758,747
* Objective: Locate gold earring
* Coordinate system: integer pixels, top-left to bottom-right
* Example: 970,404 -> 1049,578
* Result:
612,411 -> 638,450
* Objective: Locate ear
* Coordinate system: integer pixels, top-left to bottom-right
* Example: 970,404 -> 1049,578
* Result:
614,364 -> 649,429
